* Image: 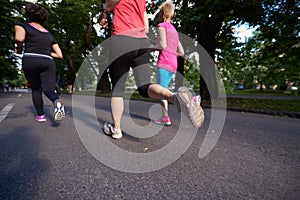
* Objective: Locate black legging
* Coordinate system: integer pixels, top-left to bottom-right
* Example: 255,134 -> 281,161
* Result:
108,35 -> 152,97
22,56 -> 59,116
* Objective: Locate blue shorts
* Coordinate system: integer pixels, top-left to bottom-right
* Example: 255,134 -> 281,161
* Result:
156,67 -> 175,88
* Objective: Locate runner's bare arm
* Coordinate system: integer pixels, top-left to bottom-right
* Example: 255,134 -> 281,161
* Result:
51,44 -> 63,58
144,11 -> 149,34
14,25 -> 25,53
154,27 -> 167,50
177,40 -> 184,57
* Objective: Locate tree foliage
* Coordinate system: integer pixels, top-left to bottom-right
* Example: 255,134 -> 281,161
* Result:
0,0 -> 25,84
1,0 -> 299,96
217,0 -> 299,91
39,0 -> 106,91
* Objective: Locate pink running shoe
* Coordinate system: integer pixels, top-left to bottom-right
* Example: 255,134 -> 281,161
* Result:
192,95 -> 201,106
154,116 -> 171,126
36,115 -> 46,122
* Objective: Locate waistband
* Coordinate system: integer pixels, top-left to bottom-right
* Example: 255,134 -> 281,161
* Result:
23,53 -> 53,60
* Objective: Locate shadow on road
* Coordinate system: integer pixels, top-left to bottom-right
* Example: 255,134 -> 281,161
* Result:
0,126 -> 51,199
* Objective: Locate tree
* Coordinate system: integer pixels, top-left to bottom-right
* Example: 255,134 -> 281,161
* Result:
4,0 -> 298,96
39,0 -> 110,92
174,0 -> 265,100
255,0 -> 300,90
0,0 -> 25,84
221,0 -> 300,91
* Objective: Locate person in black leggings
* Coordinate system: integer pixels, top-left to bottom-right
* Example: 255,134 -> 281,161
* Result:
14,3 -> 65,122
98,0 -> 204,140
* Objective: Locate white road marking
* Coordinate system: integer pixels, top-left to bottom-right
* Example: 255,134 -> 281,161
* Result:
0,103 -> 15,123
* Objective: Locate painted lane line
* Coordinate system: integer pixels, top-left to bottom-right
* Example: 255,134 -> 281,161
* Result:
0,103 -> 15,123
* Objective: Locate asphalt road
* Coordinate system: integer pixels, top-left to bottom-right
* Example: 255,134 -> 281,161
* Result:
0,92 -> 299,200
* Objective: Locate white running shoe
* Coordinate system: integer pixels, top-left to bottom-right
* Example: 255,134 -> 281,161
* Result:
54,100 -> 65,121
104,122 -> 123,139
175,87 -> 205,128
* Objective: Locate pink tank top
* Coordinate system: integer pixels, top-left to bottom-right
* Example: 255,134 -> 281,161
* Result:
157,22 -> 179,73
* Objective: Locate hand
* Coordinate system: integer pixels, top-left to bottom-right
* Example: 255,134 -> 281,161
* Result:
14,42 -> 23,54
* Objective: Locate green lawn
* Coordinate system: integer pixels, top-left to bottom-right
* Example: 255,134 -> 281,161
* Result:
75,89 -> 300,113
233,89 -> 299,96
226,90 -> 300,112
225,98 -> 300,112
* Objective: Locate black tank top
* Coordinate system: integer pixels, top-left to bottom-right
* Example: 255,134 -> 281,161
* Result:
15,22 -> 57,56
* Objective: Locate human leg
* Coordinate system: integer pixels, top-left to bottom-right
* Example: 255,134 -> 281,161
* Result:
39,59 -> 59,103
156,68 -> 174,116
105,37 -> 136,138
39,58 -> 65,121
110,97 -> 124,130
108,52 -> 132,135
133,62 -> 175,125
67,84 -> 73,94
147,84 -> 174,103
22,57 -> 45,116
31,88 -> 44,116
148,84 -> 205,128
104,97 -> 124,139
130,48 -> 175,103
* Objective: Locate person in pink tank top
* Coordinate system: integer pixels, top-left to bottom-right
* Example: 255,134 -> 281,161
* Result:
98,0 -> 204,139
153,1 -> 184,126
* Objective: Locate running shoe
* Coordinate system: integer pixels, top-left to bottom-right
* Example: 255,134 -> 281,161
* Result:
153,116 -> 172,126
54,100 -> 65,121
175,87 -> 205,128
192,95 -> 201,106
36,115 -> 46,122
103,122 -> 123,139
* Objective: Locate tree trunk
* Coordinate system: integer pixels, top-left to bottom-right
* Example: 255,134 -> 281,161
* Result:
66,39 -> 76,91
97,70 -> 111,93
197,17 -> 223,101
175,56 -> 184,90
84,18 -> 94,50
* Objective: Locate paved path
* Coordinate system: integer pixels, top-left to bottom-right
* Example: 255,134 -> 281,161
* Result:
0,93 -> 299,199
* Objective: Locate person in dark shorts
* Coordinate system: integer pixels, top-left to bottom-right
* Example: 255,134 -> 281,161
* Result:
98,0 -> 204,139
14,3 -> 65,122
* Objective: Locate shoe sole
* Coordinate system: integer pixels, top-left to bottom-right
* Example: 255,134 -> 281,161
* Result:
175,87 -> 205,128
36,115 -> 47,122
189,101 -> 205,128
54,102 -> 65,121
175,87 -> 192,112
54,111 -> 63,121
36,119 -> 47,122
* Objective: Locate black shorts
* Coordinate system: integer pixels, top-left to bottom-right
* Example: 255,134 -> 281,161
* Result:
108,35 -> 152,97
